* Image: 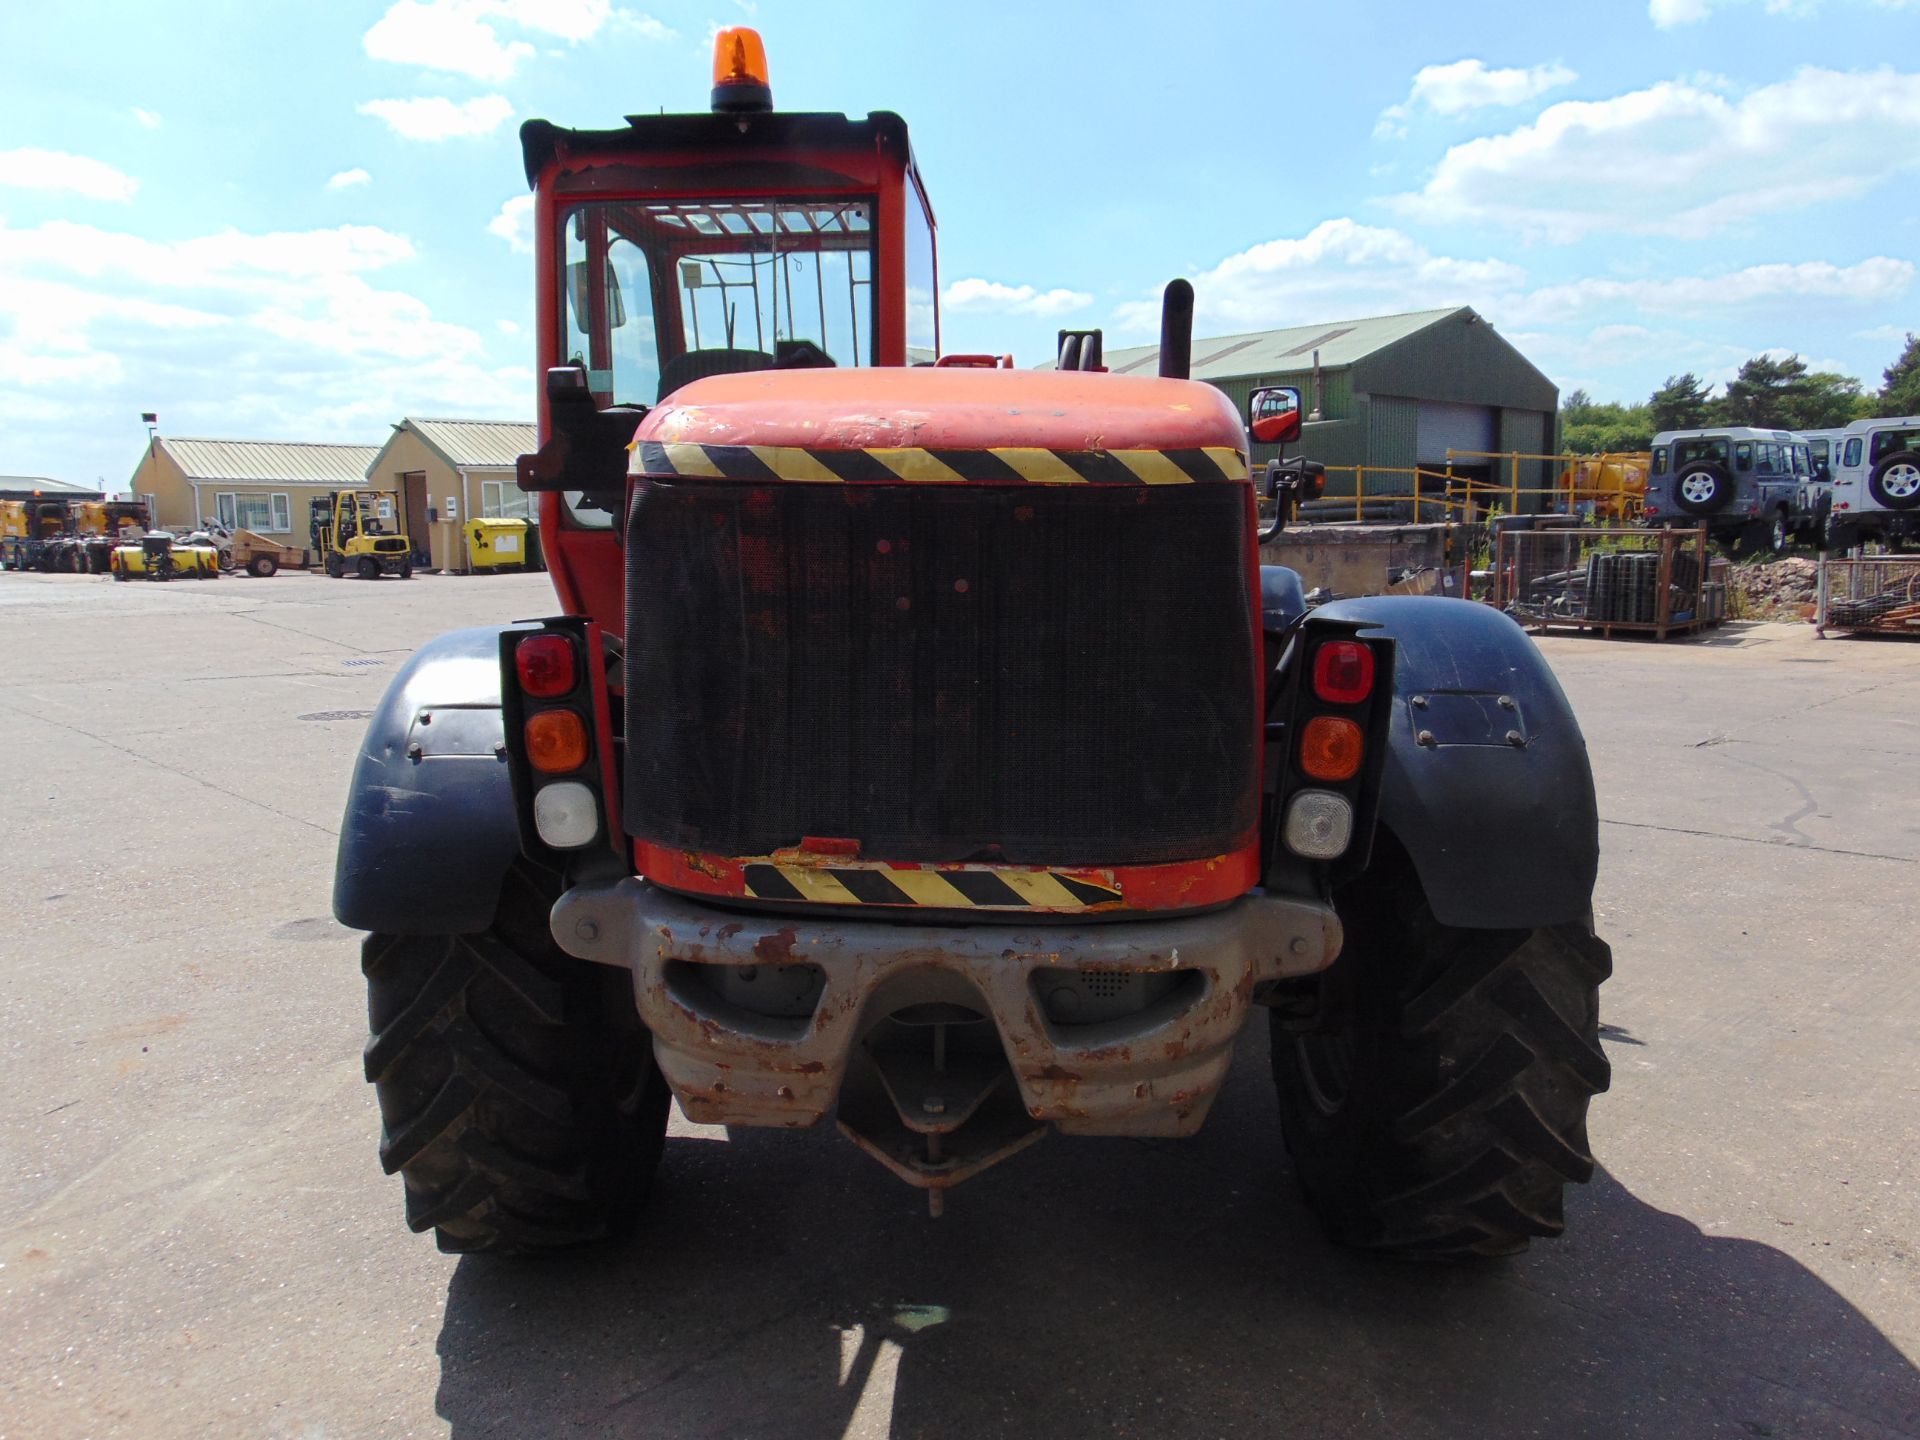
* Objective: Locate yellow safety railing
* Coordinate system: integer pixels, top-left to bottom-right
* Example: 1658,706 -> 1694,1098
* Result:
1306,451 -> 1650,524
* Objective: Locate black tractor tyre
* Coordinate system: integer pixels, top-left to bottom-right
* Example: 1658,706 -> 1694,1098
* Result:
362,859 -> 670,1254
1867,450 -> 1920,511
325,552 -> 345,579
357,556 -> 381,580
1672,462 -> 1732,516
398,558 -> 413,579
1272,835 -> 1611,1259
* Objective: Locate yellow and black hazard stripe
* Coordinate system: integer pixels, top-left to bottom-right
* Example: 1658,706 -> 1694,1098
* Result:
741,862 -> 1123,910
637,441 -> 1247,487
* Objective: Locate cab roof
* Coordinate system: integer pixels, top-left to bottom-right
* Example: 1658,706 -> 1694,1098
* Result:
520,111 -> 912,189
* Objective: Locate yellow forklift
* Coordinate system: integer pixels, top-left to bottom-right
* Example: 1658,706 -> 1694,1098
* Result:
312,490 -> 412,579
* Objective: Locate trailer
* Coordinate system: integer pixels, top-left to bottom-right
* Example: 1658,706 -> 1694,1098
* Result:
226,528 -> 311,577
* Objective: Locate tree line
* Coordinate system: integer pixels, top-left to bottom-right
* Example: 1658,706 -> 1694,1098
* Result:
1560,333 -> 1920,454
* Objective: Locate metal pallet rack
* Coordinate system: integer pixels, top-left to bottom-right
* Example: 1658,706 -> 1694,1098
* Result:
1494,526 -> 1714,639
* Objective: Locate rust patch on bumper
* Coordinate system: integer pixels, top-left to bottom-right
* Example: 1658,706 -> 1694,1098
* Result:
553,881 -> 1340,1139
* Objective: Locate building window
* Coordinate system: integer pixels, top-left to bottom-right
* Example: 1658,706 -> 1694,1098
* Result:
216,492 -> 292,533
480,478 -> 531,520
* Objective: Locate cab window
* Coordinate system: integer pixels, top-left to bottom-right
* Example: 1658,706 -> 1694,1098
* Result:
560,197 -> 877,408
1734,441 -> 1754,471
1844,437 -> 1864,467
1651,445 -> 1668,475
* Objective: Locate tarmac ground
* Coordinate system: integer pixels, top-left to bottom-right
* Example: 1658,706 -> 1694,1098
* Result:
1,567 -> 1915,1439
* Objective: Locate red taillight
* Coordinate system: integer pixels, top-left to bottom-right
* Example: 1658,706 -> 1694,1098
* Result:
515,634 -> 576,698
1312,641 -> 1375,705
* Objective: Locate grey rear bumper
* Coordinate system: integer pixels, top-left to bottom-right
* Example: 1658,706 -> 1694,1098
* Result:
553,880 -> 1340,1138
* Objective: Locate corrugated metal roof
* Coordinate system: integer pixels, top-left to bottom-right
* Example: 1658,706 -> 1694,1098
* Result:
1084,307 -> 1466,379
158,438 -> 381,486
0,474 -> 95,494
401,418 -> 536,471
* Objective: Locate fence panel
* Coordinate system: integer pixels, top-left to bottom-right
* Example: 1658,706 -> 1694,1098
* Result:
1816,557 -> 1920,637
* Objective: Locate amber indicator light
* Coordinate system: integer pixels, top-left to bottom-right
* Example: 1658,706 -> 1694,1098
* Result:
1299,715 -> 1365,782
525,709 -> 590,773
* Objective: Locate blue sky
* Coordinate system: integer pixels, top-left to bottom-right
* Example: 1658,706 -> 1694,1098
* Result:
3,0 -> 1917,490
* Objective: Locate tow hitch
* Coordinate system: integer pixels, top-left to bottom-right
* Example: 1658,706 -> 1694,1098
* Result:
837,1003 -> 1044,1217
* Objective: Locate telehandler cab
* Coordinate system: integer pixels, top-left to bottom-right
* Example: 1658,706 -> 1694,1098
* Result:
313,490 -> 412,579
335,28 -> 1610,1258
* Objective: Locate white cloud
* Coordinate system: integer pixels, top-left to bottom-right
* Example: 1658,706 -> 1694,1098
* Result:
1651,0 -> 1917,26
327,167 -> 372,191
1376,59 -> 1576,138
497,318 -> 522,335
0,213 -> 528,485
943,278 -> 1092,318
0,148 -> 139,202
1113,219 -> 1526,334
365,1 -> 534,80
1510,257 -> 1913,323
131,108 -> 162,130
1105,220 -> 1912,361
363,0 -> 669,81
357,95 -> 514,141
488,193 -> 534,253
1396,66 -> 1920,240
616,11 -> 678,40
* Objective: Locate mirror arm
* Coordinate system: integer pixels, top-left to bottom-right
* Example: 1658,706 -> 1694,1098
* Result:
517,365 -> 647,496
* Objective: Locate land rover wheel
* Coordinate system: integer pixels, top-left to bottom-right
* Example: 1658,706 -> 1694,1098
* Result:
1768,510 -> 1789,554
1272,837 -> 1611,1259
1868,451 -> 1920,510
1673,463 -> 1731,516
362,859 -> 670,1254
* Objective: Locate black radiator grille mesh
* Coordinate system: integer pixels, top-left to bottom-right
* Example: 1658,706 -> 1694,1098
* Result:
624,480 -> 1259,866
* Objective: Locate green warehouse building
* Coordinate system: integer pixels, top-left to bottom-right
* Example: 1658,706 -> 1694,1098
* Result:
1095,306 -> 1559,512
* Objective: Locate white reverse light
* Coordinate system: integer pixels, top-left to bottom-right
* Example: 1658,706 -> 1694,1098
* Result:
533,781 -> 600,849
1283,790 -> 1354,860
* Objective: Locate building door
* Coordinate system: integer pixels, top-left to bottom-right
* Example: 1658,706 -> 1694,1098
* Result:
402,472 -> 429,562
1416,401 -> 1497,466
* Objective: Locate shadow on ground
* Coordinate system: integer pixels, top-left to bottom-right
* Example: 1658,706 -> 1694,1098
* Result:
434,1038 -> 1919,1440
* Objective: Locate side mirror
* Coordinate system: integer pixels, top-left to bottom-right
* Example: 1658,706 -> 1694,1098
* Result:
1248,386 -> 1303,445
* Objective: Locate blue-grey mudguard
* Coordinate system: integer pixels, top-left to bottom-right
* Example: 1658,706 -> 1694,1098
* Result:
1313,596 -> 1599,930
1260,565 -> 1308,633
332,625 -> 525,935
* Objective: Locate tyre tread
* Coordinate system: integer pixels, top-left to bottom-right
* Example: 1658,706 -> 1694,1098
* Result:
361,862 -> 667,1254
1273,838 -> 1611,1260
